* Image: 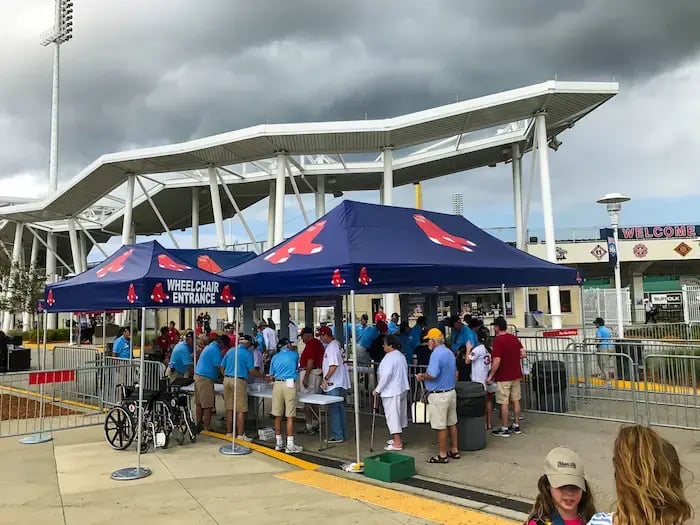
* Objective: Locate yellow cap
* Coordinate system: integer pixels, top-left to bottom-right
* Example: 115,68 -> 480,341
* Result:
422,328 -> 444,341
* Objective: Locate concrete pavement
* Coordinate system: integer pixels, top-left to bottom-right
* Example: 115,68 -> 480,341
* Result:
0,425 -> 516,525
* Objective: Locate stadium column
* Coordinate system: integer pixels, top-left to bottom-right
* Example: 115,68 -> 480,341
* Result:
535,113 -> 562,329
67,219 -> 81,276
191,186 -> 199,249
279,301 -> 289,340
267,181 -> 276,250
207,166 -> 226,249
315,175 -> 326,218
242,299 -> 254,335
304,299 -> 314,330
381,147 -> 397,320
2,222 -> 24,331
78,231 -> 87,273
274,153 -> 287,245
512,143 -> 528,326
46,232 -> 57,329
333,296 -> 344,346
23,235 -> 40,332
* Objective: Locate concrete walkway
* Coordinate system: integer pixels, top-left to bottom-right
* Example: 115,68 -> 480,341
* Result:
0,426 -> 515,525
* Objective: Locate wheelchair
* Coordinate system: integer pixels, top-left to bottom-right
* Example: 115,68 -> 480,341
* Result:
103,377 -> 197,451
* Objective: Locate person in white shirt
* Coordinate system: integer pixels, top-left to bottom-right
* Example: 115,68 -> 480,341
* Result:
261,321 -> 278,357
319,326 -> 350,443
465,329 -> 494,430
373,334 -> 410,451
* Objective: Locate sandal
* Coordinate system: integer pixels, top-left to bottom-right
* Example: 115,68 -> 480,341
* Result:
428,455 -> 449,464
447,451 -> 461,459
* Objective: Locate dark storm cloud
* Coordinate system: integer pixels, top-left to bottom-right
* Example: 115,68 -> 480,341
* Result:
1,0 -> 699,185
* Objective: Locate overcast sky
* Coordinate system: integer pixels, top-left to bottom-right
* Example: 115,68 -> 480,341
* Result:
2,0 -> 700,253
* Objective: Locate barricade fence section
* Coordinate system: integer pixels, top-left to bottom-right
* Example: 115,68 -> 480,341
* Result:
0,358 -> 167,439
644,353 -> 700,430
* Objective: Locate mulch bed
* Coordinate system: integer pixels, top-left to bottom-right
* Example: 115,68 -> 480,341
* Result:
0,393 -> 79,421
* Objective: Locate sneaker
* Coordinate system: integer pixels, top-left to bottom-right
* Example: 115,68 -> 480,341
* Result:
326,437 -> 344,444
225,432 -> 233,438
274,443 -> 284,451
237,434 -> 253,442
508,424 -> 522,435
384,443 -> 403,451
491,428 -> 511,438
285,443 -> 303,454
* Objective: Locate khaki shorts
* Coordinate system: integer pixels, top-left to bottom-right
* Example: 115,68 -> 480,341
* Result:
224,377 -> 248,413
298,369 -> 322,394
495,380 -> 522,405
271,381 -> 298,418
194,374 -> 216,409
427,389 -> 457,430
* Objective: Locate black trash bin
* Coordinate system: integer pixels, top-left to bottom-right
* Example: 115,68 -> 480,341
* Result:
455,381 -> 486,451
615,339 -> 644,381
531,360 -> 568,413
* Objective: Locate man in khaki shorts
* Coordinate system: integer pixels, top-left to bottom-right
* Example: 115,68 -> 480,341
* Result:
220,334 -> 260,440
415,328 -> 459,464
266,338 -> 302,454
487,316 -> 526,437
193,335 -> 228,432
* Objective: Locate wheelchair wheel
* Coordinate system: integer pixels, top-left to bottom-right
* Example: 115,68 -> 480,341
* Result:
104,406 -> 135,450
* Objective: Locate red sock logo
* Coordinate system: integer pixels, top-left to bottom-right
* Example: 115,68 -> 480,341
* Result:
150,282 -> 169,303
265,221 -> 326,264
97,249 -> 134,278
414,214 -> 476,252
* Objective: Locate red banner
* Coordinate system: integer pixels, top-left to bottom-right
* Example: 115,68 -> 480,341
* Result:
29,370 -> 76,385
541,328 -> 579,338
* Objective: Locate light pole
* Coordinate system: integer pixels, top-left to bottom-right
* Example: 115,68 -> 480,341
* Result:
41,0 -> 74,193
597,193 -> 631,338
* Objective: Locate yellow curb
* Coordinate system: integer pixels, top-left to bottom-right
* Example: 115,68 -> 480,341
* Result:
277,470 -> 518,525
201,429 -> 319,471
0,384 -> 105,412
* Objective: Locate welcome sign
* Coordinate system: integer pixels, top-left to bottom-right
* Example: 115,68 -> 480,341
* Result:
601,225 -> 700,240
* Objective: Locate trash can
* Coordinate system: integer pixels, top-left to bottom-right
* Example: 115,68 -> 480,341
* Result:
455,381 -> 486,451
524,312 -> 536,328
615,339 -> 644,381
531,360 -> 568,413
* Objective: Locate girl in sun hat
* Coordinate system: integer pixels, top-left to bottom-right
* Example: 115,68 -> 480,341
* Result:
526,447 -> 597,525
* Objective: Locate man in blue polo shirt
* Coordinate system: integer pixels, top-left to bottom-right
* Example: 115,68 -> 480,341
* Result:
267,338 -> 302,454
388,313 -> 400,335
194,335 -> 227,432
356,321 -> 378,366
416,328 -> 459,464
220,334 -> 260,440
594,317 -> 615,380
450,314 -> 477,355
168,331 -> 194,381
112,327 -> 131,359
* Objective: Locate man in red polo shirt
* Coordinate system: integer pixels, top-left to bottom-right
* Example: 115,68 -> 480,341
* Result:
298,326 -> 325,434
167,321 -> 180,348
486,316 -> 526,437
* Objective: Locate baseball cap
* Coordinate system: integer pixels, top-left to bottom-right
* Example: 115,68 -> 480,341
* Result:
593,317 -> 604,326
277,337 -> 291,348
490,316 -> 507,331
422,328 -> 444,342
543,447 -> 586,491
240,334 -> 253,343
300,326 -> 314,335
184,330 -> 194,339
318,326 -> 332,337
216,334 -> 231,348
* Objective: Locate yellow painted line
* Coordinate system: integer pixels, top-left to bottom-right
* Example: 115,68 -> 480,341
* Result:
276,470 -> 517,525
202,429 -> 319,471
566,375 -> 699,394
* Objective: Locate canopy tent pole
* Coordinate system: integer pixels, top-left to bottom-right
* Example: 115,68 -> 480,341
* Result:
220,305 -> 251,455
112,306 -> 152,480
192,308 -> 198,368
350,290 -> 361,466
102,311 -> 107,350
501,284 -> 507,318
129,310 -> 133,363
69,314 -> 73,345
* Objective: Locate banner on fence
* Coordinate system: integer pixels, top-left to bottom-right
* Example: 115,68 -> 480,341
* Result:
542,328 -> 579,338
29,370 -> 76,385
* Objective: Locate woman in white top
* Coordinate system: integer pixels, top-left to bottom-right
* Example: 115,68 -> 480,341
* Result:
374,334 -> 410,451
587,425 -> 692,525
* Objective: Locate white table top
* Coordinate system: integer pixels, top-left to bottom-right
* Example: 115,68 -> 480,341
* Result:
181,382 -> 343,405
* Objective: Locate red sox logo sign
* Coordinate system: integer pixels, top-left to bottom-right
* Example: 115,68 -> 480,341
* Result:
96,249 -> 134,278
358,267 -> 372,286
47,290 -> 55,306
413,215 -> 476,252
150,283 -> 169,303
158,254 -> 190,271
265,221 -> 326,264
126,283 -> 138,304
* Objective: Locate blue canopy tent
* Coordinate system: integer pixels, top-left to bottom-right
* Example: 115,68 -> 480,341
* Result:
44,240 -> 241,312
42,240 -> 244,478
222,200 -> 581,468
222,200 -> 582,296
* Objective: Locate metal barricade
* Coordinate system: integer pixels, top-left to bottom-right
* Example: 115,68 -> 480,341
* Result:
644,353 -> 700,429
523,347 -> 638,424
100,357 -> 166,407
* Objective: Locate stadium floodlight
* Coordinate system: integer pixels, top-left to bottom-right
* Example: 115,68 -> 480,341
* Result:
40,0 -> 74,192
